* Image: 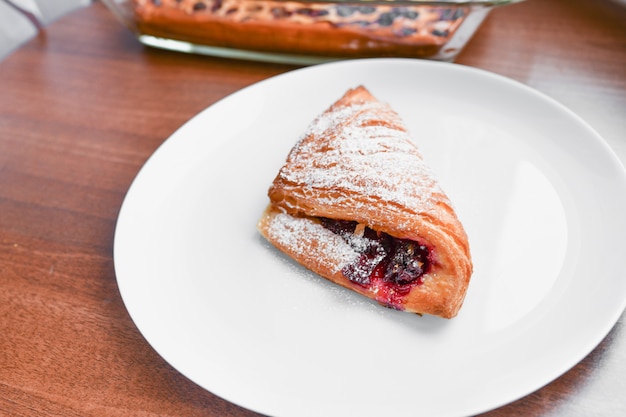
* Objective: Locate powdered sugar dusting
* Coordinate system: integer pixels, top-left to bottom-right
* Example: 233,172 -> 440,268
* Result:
279,99 -> 442,216
267,212 -> 359,273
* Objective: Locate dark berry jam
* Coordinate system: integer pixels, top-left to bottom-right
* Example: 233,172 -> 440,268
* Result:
320,218 -> 431,306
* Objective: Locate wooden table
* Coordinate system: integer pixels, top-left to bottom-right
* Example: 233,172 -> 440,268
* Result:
1,0 -> 625,415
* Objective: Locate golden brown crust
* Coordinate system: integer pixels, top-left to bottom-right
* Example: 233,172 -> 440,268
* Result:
258,86 -> 472,318
130,0 -> 468,59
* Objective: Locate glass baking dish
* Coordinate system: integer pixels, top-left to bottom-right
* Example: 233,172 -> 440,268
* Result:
102,0 -> 523,64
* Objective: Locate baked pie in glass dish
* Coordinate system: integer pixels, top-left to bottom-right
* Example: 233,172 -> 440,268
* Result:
103,0 -> 524,64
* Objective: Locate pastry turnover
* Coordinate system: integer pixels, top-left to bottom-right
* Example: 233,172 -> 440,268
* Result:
257,86 -> 472,318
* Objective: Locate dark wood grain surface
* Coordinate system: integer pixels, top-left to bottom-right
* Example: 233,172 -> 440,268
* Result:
1,0 -> 625,416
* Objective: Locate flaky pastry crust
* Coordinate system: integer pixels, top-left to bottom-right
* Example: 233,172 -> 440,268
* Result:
258,86 -> 472,318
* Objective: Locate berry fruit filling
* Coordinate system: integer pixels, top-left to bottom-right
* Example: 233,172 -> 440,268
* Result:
320,218 -> 432,303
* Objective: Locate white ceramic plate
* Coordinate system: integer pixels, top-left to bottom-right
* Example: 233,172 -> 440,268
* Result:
113,59 -> 626,417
